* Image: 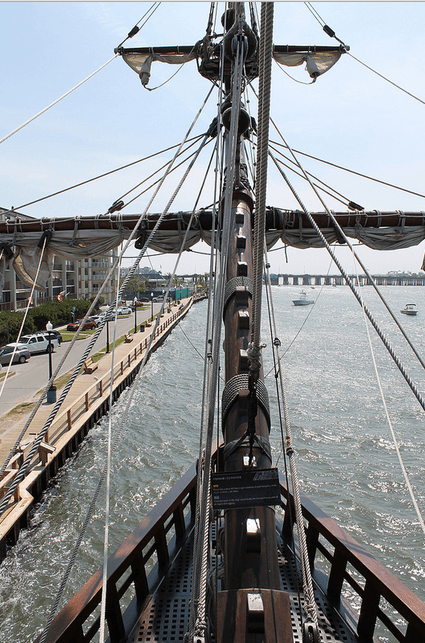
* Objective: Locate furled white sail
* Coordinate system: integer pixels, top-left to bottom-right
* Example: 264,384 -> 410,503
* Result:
121,51 -> 197,86
272,50 -> 342,78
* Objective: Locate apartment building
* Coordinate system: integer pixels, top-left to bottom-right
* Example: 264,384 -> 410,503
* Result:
0,208 -> 118,310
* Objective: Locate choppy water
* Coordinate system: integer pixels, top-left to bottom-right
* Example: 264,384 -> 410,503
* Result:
1,285 -> 424,642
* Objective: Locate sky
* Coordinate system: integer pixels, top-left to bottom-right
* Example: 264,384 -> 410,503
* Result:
2,1 -> 425,276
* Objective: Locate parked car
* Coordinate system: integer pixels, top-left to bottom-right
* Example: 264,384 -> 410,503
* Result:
67,319 -> 97,331
88,316 -> 101,326
29,329 -> 63,345
20,333 -> 60,354
0,344 -> 31,365
98,311 -> 115,321
117,306 -> 132,315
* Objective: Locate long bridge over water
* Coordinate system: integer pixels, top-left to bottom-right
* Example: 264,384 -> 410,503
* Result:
270,272 -> 425,286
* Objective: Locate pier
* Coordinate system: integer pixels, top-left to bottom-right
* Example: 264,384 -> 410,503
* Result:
0,298 -> 195,560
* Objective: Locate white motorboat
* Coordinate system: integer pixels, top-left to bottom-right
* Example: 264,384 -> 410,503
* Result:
401,303 -> 418,316
292,290 -> 314,306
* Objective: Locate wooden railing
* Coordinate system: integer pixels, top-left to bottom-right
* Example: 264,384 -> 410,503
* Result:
279,475 -> 425,643
38,464 -> 197,643
36,464 -> 425,643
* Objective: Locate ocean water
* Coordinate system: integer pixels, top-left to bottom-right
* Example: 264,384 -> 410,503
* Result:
0,285 -> 424,642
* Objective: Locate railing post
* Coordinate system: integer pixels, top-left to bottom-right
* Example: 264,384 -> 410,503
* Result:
85,392 -> 89,411
173,504 -> 185,541
281,500 -> 295,543
327,548 -> 347,605
154,526 -> 169,568
357,579 -> 380,642
406,621 -> 424,643
131,554 -> 150,602
67,409 -> 72,430
105,583 -> 125,643
305,521 -> 320,571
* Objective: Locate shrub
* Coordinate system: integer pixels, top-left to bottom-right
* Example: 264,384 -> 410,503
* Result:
0,299 -> 94,346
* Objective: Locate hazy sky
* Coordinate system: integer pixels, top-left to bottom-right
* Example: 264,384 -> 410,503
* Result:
2,2 -> 425,276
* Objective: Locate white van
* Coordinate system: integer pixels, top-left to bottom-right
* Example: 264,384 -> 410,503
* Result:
20,333 -> 60,354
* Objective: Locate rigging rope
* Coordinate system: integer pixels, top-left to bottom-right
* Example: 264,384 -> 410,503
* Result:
143,42 -> 198,92
188,17 -> 246,641
0,88 -> 215,517
269,139 -> 425,200
275,60 -> 316,85
0,56 -> 118,146
269,146 -> 354,209
249,1 -> 274,380
264,261 -> 332,383
120,137 -> 212,207
346,50 -> 425,107
263,257 -> 320,633
99,262 -> 123,643
355,263 -> 425,536
249,77 -> 425,201
269,128 -> 425,416
269,97 -> 425,373
39,110 -> 216,643
116,2 -> 161,48
304,1 -> 425,107
269,147 -> 425,373
187,56 -> 224,641
11,136 -> 202,211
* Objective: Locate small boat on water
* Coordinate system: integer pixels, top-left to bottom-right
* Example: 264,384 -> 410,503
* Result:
401,303 -> 418,316
292,290 -> 314,306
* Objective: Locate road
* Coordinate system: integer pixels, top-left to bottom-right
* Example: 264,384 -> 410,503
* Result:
0,305 -> 163,419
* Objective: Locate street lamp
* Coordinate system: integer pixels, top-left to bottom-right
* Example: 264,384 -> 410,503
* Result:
106,318 -> 110,353
134,296 -> 138,333
150,292 -> 154,322
45,321 -> 56,403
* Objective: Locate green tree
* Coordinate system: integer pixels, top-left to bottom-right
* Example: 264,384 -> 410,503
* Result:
120,274 -> 148,299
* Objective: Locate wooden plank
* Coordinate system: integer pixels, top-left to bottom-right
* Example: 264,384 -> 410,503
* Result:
216,589 -> 293,643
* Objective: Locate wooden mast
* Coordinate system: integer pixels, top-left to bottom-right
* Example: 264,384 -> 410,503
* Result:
214,6 -> 293,642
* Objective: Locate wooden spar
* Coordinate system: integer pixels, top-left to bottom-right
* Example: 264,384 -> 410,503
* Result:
1,211 -> 424,234
1,210 -> 424,247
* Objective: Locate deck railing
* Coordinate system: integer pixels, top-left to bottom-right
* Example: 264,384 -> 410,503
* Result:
279,475 -> 425,643
37,464 -> 197,643
36,465 -> 425,643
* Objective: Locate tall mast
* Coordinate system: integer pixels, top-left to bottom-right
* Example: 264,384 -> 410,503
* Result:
214,5 -> 293,641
